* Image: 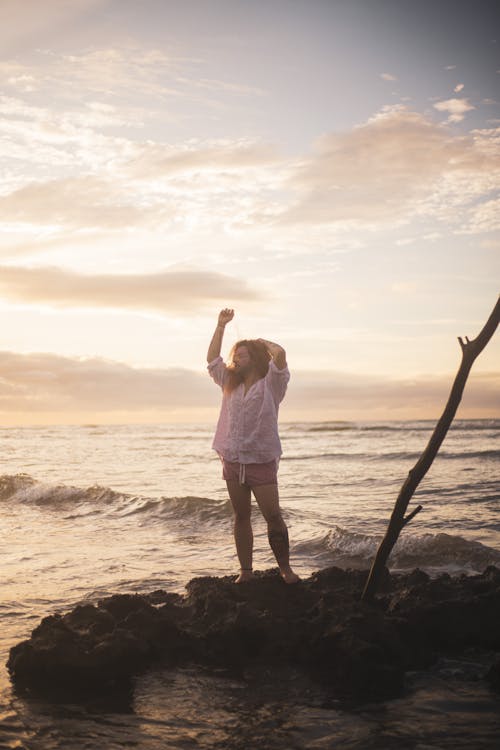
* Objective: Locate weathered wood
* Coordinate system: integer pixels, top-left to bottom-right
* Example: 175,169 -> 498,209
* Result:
362,296 -> 500,601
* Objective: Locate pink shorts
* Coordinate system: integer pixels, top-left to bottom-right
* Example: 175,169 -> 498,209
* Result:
222,459 -> 278,487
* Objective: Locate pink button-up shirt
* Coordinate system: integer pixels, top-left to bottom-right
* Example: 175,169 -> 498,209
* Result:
208,355 -> 290,464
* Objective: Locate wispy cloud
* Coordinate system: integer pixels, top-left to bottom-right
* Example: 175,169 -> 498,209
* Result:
0,106 -> 283,233
0,231 -> 103,259
1,105 -> 498,247
0,43 -> 262,124
0,177 -> 166,230
277,107 -> 499,230
0,47 -> 187,107
0,266 -> 261,313
461,197 -> 500,234
125,139 -> 279,179
1,47 -> 497,240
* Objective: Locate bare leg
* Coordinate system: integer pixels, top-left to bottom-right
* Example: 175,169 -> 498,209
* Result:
226,480 -> 254,582
252,483 -> 300,584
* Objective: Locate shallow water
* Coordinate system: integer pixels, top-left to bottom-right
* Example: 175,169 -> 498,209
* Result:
1,419 -> 499,748
3,659 -> 500,749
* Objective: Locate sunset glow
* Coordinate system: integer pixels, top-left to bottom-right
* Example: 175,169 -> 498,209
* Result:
1,0 -> 498,424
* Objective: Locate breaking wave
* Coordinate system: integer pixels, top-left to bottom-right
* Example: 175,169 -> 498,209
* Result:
0,473 -> 231,525
0,473 -> 125,506
294,526 -> 500,576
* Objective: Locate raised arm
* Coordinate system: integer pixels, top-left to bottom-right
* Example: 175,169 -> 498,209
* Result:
258,338 -> 287,370
207,308 -> 234,363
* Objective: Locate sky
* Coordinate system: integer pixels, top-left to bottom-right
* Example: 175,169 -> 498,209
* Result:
0,0 -> 499,425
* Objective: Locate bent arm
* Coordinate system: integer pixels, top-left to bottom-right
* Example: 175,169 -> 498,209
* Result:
258,338 -> 287,370
207,308 -> 234,363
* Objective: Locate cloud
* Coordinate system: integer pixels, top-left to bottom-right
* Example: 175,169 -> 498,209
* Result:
0,266 -> 260,313
380,73 -> 398,82
125,140 -> 279,179
0,46 -> 185,106
433,97 -> 475,123
454,83 -> 465,93
0,351 -> 498,420
0,232 -> 102,259
0,92 -> 146,164
461,197 -> 500,234
0,177 -> 163,230
0,43 -> 263,123
278,106 -> 499,229
0,125 -> 283,233
285,369 -> 500,419
1,85 -> 497,239
0,351 -> 215,413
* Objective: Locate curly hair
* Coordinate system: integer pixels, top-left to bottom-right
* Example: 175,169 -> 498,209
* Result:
224,339 -> 271,393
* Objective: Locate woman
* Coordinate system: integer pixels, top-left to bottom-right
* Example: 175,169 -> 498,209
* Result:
207,308 -> 299,584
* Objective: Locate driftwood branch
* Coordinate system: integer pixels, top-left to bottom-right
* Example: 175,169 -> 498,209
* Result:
361,296 -> 500,602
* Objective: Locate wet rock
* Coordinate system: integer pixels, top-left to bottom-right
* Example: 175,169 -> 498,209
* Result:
307,609 -> 407,700
98,592 -> 151,621
388,572 -> 500,657
64,604 -> 115,637
403,568 -> 430,587
7,595 -> 188,693
7,565 -> 500,703
486,658 -> 500,691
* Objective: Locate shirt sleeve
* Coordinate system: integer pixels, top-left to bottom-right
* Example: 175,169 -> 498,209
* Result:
207,356 -> 227,388
266,360 -> 290,403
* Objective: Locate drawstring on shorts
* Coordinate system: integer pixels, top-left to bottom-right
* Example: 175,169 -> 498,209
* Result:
238,463 -> 246,485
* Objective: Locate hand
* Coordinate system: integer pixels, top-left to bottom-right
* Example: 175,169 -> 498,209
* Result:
257,337 -> 278,352
257,338 -> 287,369
218,308 -> 234,327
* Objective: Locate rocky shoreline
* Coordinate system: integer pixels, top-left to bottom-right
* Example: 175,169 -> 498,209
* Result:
7,566 -> 500,702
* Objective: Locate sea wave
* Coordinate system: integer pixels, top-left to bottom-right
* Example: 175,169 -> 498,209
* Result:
0,474 -> 231,525
118,494 -> 231,523
281,452 -> 368,462
439,449 -> 500,460
368,449 -> 500,462
306,423 -> 353,433
294,526 -> 500,575
0,473 -> 125,506
283,419 -> 499,435
282,448 -> 500,463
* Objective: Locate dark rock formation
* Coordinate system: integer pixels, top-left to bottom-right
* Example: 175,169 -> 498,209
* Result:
486,658 -> 500,690
7,566 -> 500,702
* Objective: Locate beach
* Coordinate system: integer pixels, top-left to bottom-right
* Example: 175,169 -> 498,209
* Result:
1,419 -> 499,748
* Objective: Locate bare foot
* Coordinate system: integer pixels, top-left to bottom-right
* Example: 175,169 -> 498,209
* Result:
235,569 -> 254,584
280,568 -> 300,584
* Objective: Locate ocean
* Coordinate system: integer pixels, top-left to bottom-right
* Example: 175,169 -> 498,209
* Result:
1,419 -> 499,748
